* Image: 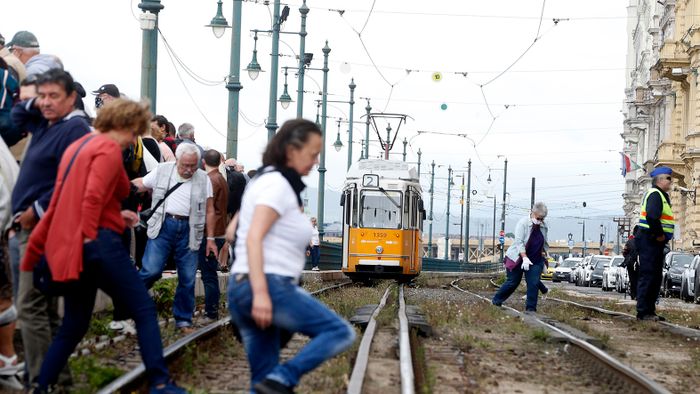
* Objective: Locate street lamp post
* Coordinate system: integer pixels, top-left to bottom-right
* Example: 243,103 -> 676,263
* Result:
316,42 -> 330,241
600,224 -> 605,254
458,174 -> 465,260
465,159 -> 472,263
347,79 -> 356,169
582,201 -> 587,256
417,149 -> 422,177
266,1 -> 281,140
138,0 -> 164,112
500,158 -> 508,261
445,166 -> 453,260
402,138 -> 408,162
428,161 -> 435,257
364,99 -> 371,159
296,1 -> 309,117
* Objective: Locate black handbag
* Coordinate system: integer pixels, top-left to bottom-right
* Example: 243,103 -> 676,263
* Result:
33,135 -> 95,295
138,182 -> 183,228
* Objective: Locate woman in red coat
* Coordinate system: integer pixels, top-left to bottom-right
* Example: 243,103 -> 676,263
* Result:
22,99 -> 184,394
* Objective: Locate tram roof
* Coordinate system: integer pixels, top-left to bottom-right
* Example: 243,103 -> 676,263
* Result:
346,159 -> 418,181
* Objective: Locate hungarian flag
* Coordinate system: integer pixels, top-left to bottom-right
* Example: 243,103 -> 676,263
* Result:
620,152 -> 643,176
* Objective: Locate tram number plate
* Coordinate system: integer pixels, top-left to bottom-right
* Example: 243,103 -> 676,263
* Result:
373,232 -> 388,238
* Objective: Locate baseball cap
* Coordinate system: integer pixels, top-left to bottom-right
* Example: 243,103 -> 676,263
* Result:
7,31 -> 39,49
92,84 -> 120,98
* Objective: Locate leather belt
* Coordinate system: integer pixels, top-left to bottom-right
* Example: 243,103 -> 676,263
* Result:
166,213 -> 189,221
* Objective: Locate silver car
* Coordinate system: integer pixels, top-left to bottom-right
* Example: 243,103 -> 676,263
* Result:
681,255 -> 700,302
602,256 -> 624,291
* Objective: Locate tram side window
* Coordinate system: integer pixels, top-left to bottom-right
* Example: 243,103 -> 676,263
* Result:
360,190 -> 402,229
410,194 -> 418,229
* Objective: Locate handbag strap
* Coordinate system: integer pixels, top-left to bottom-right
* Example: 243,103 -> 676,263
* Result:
143,181 -> 183,221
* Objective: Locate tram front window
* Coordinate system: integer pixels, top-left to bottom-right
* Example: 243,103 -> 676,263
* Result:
360,190 -> 402,229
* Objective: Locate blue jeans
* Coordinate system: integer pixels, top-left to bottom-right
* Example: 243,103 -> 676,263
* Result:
492,262 -> 545,311
38,229 -> 169,389
228,274 -> 355,389
8,233 -> 19,301
139,217 -> 198,327
310,246 -> 320,268
198,238 -> 224,319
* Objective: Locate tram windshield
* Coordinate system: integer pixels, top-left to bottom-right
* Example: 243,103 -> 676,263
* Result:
360,190 -> 402,229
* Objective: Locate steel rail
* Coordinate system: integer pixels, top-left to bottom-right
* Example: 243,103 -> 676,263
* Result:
545,296 -> 700,339
397,284 -> 415,394
490,277 -> 700,339
98,281 -> 352,393
347,286 -> 391,394
451,278 -> 671,394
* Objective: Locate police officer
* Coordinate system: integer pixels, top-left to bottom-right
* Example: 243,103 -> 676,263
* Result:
636,167 -> 674,321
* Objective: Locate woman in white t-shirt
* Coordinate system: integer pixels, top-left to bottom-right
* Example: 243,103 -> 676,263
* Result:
226,119 -> 355,394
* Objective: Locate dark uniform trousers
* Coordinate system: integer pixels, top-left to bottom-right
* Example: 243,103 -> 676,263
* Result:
635,230 -> 665,318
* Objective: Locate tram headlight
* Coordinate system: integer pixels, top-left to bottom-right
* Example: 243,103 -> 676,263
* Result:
376,245 -> 384,254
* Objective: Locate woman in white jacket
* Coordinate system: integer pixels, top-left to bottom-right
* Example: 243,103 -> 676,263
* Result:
492,202 -> 549,312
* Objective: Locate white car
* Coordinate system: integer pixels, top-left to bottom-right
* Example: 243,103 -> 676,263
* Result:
572,256 -> 591,286
602,256 -> 624,291
554,257 -> 581,282
681,255 -> 700,302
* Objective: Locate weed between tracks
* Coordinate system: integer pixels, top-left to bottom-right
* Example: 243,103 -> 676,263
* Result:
69,356 -> 123,393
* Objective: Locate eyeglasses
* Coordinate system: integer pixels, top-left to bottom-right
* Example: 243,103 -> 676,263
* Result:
662,176 -> 672,181
535,217 -> 545,221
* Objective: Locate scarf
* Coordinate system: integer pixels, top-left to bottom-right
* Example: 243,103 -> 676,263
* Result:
256,165 -> 306,207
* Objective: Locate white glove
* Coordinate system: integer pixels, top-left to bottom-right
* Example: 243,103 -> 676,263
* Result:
521,257 -> 532,271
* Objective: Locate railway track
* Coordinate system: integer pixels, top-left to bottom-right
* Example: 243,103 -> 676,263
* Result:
489,278 -> 700,340
97,281 -> 352,393
452,278 -> 671,394
347,283 -> 415,394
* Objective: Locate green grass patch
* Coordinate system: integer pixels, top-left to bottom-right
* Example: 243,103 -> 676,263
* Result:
69,355 -> 123,393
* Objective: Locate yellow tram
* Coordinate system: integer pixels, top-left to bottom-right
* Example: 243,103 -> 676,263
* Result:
340,159 -> 425,282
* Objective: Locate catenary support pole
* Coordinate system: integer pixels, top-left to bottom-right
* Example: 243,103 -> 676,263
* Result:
138,0 -> 163,112
296,1 -> 308,118
265,0 -> 281,140
465,159 -> 472,263
500,158 -> 508,261
428,161 -> 435,257
226,0 -> 243,158
445,166 -> 452,260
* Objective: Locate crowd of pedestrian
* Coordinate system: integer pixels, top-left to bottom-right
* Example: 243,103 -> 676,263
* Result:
0,29 -> 342,394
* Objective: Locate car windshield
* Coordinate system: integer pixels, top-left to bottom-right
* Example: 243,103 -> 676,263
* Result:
593,258 -> 611,269
360,190 -> 402,229
671,254 -> 693,267
561,259 -> 579,268
611,257 -> 624,267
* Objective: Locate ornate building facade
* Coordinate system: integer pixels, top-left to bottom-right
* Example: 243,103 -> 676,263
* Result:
622,0 -> 700,250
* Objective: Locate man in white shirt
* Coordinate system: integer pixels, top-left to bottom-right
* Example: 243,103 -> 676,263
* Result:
309,217 -> 320,271
132,143 -> 216,332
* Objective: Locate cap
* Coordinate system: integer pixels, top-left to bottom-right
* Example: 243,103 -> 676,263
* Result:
650,166 -> 673,177
92,84 -> 120,98
7,31 -> 39,49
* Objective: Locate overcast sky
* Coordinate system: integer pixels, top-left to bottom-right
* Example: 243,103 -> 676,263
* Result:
2,0 -> 629,239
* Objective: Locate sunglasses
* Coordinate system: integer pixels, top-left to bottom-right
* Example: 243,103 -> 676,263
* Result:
535,217 -> 545,221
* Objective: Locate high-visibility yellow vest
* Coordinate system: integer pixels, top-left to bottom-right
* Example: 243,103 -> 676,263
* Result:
639,188 -> 674,237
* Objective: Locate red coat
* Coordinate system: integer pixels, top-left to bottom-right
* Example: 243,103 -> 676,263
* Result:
22,133 -> 130,281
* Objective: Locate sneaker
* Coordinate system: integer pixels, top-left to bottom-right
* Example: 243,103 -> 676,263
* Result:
109,320 -> 136,335
311,267 -> 320,271
521,295 -> 527,300
199,316 -> 217,325
150,380 -> 187,394
654,314 -> 666,322
254,379 -> 295,394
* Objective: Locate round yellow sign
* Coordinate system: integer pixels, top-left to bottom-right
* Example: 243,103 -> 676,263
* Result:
432,72 -> 442,82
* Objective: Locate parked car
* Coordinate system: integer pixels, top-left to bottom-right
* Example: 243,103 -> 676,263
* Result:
576,255 -> 610,286
661,252 -> 693,297
602,256 -> 624,291
680,255 -> 700,302
589,256 -> 613,287
554,257 -> 581,282
541,259 -> 556,280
